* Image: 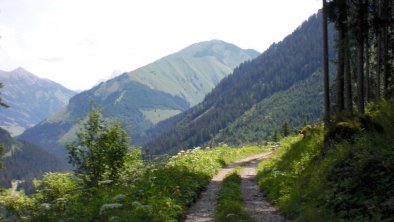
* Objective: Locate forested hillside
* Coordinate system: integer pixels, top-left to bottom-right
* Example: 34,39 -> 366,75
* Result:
214,70 -> 333,146
0,128 -> 69,192
19,40 -> 257,158
144,12 -> 336,155
0,68 -> 76,136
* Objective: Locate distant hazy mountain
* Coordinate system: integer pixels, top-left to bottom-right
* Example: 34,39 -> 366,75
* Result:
0,127 -> 69,192
20,40 -> 259,158
0,68 -> 76,136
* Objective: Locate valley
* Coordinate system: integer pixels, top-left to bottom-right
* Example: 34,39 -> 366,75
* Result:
19,40 -> 258,159
1,0 -> 393,221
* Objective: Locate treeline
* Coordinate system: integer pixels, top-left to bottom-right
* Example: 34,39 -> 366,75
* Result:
322,0 -> 393,118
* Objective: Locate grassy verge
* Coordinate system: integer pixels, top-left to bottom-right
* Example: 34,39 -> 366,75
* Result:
215,171 -> 252,222
257,100 -> 394,221
1,145 -> 267,221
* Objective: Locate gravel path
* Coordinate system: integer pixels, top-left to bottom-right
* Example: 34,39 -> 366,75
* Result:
184,152 -> 272,222
240,157 -> 289,222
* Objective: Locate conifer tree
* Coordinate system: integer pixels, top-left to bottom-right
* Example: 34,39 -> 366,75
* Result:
0,83 -> 9,108
0,144 -> 3,170
272,130 -> 280,142
0,82 -> 8,170
282,121 -> 290,137
322,0 -> 331,122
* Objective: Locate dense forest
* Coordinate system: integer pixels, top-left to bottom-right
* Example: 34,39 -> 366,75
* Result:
0,128 -> 69,192
215,70 -> 332,146
322,0 -> 393,117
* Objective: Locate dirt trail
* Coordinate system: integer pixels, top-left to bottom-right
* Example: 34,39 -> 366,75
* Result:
240,158 -> 289,222
184,152 -> 273,222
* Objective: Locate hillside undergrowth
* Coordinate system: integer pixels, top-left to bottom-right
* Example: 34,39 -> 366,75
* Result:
257,100 -> 394,221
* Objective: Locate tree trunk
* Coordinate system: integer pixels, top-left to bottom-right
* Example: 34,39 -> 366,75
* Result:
323,0 -> 331,122
336,36 -> 345,112
344,38 -> 353,113
382,0 -> 389,98
376,30 -> 382,100
365,3 -> 370,103
336,0 -> 347,112
365,39 -> 370,103
357,40 -> 365,113
356,0 -> 366,114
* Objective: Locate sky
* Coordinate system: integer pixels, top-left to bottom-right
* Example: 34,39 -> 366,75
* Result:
0,0 -> 321,91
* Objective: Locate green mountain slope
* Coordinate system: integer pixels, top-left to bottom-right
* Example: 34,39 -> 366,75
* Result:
0,68 -> 76,136
129,40 -> 259,106
215,70 -> 328,146
144,12 -> 336,155
0,127 -> 69,192
20,40 -> 258,158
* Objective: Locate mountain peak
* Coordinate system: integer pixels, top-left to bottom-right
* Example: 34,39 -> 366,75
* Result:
172,40 -> 259,66
0,68 -> 76,136
0,67 -> 40,84
13,67 -> 30,73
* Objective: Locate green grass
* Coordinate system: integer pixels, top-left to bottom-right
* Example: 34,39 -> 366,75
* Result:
1,145 -> 267,221
257,100 -> 394,221
215,171 -> 252,222
141,108 -> 182,124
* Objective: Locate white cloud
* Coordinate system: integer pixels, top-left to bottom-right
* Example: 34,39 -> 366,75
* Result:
0,0 -> 321,91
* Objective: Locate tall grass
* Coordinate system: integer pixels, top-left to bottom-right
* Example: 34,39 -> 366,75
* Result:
257,100 -> 394,221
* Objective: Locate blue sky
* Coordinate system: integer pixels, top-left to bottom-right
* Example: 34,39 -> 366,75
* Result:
0,0 -> 321,91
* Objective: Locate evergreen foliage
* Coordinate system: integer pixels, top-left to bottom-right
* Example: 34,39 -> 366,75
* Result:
0,128 -> 69,193
0,144 -> 3,170
0,82 -> 9,109
325,0 -> 394,115
215,71 -> 333,146
0,81 -> 8,171
282,121 -> 291,137
271,130 -> 280,143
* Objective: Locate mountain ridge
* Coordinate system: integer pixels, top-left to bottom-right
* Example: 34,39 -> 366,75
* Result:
143,12 -> 336,155
20,40 -> 258,158
0,68 -> 76,136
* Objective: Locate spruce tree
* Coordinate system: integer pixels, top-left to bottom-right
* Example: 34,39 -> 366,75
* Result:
322,0 -> 331,122
0,82 -> 8,170
282,121 -> 290,137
